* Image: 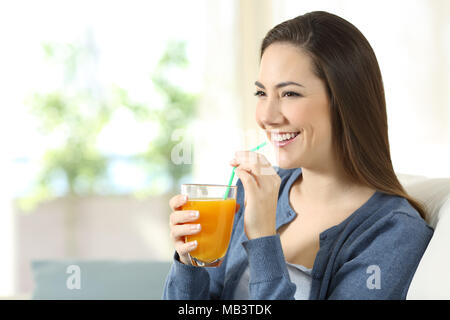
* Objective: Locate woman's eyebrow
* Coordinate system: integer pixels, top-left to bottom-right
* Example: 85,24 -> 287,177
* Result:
254,81 -> 304,89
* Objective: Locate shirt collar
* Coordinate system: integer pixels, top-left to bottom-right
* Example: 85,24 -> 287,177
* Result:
276,167 -> 303,230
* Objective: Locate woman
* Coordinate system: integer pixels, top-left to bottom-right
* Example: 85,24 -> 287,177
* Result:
163,11 -> 433,300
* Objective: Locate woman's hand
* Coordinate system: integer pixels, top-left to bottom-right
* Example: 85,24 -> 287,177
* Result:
230,151 -> 281,240
168,194 -> 241,265
169,195 -> 201,265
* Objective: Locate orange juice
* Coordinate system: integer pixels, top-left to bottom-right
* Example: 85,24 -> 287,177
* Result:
182,198 -> 236,263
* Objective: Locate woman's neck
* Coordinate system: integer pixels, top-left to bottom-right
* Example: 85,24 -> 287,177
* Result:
293,164 -> 373,208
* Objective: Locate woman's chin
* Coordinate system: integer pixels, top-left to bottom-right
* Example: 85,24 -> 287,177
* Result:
275,156 -> 302,169
272,145 -> 303,169
277,163 -> 299,170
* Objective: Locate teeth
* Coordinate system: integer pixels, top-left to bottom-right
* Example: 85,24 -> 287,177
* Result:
271,132 -> 300,142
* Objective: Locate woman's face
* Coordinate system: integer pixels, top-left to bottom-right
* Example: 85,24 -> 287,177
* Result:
255,42 -> 332,170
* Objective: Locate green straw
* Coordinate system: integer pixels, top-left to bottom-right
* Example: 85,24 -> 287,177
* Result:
223,141 -> 267,199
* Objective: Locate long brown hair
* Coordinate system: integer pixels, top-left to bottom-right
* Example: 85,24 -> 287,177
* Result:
261,11 -> 426,219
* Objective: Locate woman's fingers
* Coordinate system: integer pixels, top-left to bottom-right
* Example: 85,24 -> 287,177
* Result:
168,195 -> 200,264
174,238 -> 198,257
235,166 -> 259,194
229,151 -> 280,240
170,222 -> 201,239
169,210 -> 199,226
232,151 -> 274,176
168,209 -> 199,265
169,194 -> 188,211
231,152 -> 277,190
235,151 -> 271,166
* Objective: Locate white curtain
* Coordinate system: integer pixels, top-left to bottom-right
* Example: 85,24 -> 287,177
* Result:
192,0 -> 278,185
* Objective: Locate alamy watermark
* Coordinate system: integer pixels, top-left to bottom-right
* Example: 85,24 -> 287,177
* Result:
366,265 -> 381,290
66,264 -> 81,290
169,125 -> 283,176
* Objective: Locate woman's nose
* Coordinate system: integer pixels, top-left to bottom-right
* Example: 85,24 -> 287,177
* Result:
258,99 -> 284,126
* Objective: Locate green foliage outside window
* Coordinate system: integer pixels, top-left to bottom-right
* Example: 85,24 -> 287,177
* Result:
19,36 -> 198,212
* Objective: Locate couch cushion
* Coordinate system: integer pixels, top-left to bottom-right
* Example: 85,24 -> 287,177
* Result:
397,174 -> 450,228
397,173 -> 450,299
31,260 -> 172,300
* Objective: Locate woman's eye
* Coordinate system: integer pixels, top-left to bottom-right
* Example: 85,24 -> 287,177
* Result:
282,91 -> 301,97
254,91 -> 301,98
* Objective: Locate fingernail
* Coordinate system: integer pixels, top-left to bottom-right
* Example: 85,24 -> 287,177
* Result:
191,224 -> 201,231
190,211 -> 199,218
190,240 -> 197,247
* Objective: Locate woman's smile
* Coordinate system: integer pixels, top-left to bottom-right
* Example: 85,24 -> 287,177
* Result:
267,130 -> 302,148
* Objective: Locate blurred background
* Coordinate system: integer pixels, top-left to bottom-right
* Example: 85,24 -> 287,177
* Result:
0,0 -> 449,298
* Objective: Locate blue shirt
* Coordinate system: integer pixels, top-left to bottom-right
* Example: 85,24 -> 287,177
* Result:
162,167 -> 434,300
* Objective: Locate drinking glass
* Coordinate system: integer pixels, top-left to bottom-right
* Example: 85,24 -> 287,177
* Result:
180,184 -> 237,267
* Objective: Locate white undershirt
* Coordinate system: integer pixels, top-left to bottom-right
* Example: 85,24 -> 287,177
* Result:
232,262 -> 312,300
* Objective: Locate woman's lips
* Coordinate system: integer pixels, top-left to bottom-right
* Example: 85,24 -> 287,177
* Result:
271,132 -> 300,147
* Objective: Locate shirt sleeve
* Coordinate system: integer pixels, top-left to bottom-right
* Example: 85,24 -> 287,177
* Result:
242,234 -> 297,300
162,251 -> 226,300
326,212 -> 434,300
237,170 -> 298,300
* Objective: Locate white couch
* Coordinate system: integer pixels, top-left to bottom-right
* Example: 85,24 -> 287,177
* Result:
21,174 -> 450,300
397,173 -> 450,299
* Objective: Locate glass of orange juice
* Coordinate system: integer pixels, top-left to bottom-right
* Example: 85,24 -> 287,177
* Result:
180,184 -> 238,267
